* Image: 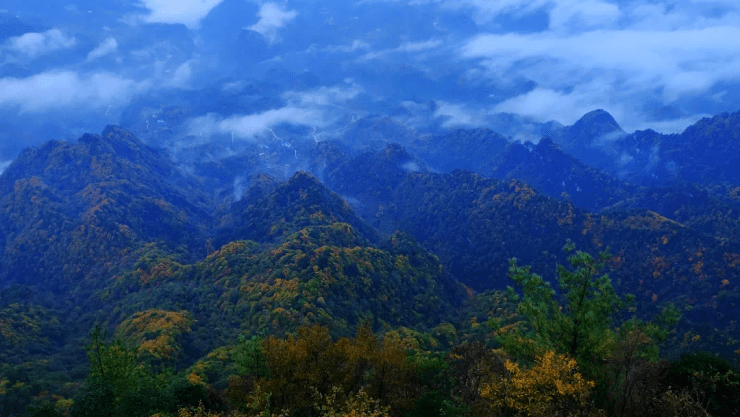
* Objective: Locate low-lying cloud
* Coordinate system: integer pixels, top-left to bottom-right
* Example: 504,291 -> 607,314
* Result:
0,71 -> 148,113
248,3 -> 298,44
188,83 -> 362,141
4,29 -> 76,59
138,0 -> 225,28
86,38 -> 118,61
0,160 -> 11,175
433,101 -> 488,128
189,107 -> 325,140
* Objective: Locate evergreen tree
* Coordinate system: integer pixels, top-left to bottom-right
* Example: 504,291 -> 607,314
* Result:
502,242 -> 622,373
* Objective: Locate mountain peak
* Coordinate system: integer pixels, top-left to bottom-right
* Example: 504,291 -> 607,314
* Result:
571,109 -> 624,135
554,109 -> 625,159
222,171 -> 379,244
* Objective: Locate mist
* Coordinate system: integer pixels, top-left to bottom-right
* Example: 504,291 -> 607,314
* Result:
1,0 -> 739,164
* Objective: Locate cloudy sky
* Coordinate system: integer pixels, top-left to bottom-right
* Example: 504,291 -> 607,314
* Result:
0,0 -> 738,165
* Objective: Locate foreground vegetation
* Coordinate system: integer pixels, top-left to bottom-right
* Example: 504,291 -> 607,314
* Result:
24,248 -> 739,417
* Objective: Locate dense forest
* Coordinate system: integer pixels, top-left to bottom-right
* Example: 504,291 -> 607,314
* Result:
1,111 -> 740,416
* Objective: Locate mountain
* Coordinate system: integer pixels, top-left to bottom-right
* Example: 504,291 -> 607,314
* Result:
406,128 -> 510,176
603,182 -> 740,244
216,171 -> 381,246
493,137 -> 634,212
560,109 -> 625,150
667,111 -> 740,185
0,126 -> 475,413
108,223 -> 466,352
325,143 -> 428,220
548,109 -> 625,174
549,109 -> 740,189
0,126 -> 211,290
2,119 -> 740,415
325,152 -> 739,354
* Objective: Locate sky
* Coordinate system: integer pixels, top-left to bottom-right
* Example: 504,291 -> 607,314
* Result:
0,0 -> 739,168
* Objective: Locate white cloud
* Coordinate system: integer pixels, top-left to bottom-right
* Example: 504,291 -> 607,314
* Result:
5,29 -> 76,58
137,0 -> 225,29
86,38 -> 118,61
548,0 -> 620,31
314,40 -> 371,54
282,84 -> 362,107
0,160 -> 11,175
248,3 -> 298,44
0,71 -> 148,113
433,101 -> 487,128
188,83 -> 362,140
190,107 -> 325,140
463,25 -> 740,130
396,39 -> 444,53
168,60 -> 197,87
359,0 -> 619,27
359,38 -> 443,60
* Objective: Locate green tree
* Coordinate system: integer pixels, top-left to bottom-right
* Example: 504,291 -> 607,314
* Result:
234,335 -> 270,378
74,326 -> 172,417
502,243 -> 622,373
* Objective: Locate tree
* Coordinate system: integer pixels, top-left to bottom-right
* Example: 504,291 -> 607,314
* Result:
502,243 -> 622,375
75,326 -> 172,417
480,350 -> 597,417
233,335 -> 270,379
665,352 -> 740,417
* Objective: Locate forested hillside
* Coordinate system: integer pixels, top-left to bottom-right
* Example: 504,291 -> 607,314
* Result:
1,112 -> 739,416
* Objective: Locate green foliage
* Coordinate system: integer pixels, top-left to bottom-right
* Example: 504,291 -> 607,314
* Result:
4,124 -> 740,416
234,336 -> 270,378
503,244 -> 621,372
667,352 -> 740,417
80,326 -> 173,417
69,378 -> 116,417
25,400 -> 62,417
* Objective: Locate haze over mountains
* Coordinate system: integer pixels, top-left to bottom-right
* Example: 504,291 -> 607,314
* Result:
2,0 -> 740,167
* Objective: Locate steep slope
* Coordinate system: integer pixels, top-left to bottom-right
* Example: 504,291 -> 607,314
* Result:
668,111 -> 740,185
550,109 -> 625,174
552,109 -> 740,188
493,138 -> 634,212
560,109 -> 625,150
604,182 -> 740,244
0,126 -> 211,289
108,223 -> 466,353
407,128 -> 510,175
325,143 -> 428,220
216,171 -> 381,246
326,154 -> 740,354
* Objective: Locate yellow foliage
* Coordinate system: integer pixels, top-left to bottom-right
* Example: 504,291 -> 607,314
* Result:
187,372 -> 205,386
320,388 -> 390,417
481,351 -> 595,417
175,403 -> 250,416
693,260 -> 704,277
116,309 -> 194,361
